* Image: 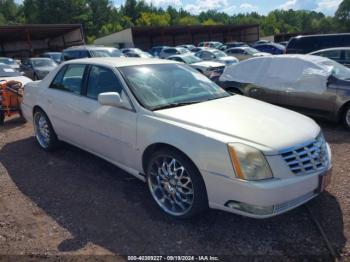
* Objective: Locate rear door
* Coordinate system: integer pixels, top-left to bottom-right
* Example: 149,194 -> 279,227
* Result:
45,64 -> 88,144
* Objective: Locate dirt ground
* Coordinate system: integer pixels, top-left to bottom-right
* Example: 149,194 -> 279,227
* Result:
0,117 -> 349,261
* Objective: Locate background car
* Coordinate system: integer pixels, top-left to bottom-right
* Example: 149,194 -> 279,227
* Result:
194,48 -> 239,66
253,43 -> 285,55
21,58 -> 57,80
149,46 -> 169,57
39,52 -> 62,64
125,52 -> 153,58
159,47 -> 189,59
121,48 -> 144,55
286,33 -> 350,54
61,45 -> 124,61
198,41 -> 223,49
219,54 -> 350,129
0,57 -> 21,72
220,41 -> 248,51
225,47 -> 270,61
0,63 -> 32,85
121,48 -> 154,58
309,47 -> 350,67
177,44 -> 196,51
190,47 -> 207,53
167,53 -> 225,81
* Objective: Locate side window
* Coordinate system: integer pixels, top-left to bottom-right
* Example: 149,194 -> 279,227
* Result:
50,66 -> 67,89
50,64 -> 86,94
79,50 -> 90,58
323,50 -> 341,60
86,66 -> 123,100
344,50 -> 350,63
62,51 -> 78,61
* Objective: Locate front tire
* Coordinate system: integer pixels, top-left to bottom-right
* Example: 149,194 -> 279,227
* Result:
146,148 -> 208,219
343,106 -> 350,131
33,109 -> 58,150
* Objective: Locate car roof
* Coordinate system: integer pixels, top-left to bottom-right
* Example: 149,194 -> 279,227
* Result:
65,57 -> 179,68
309,47 -> 350,54
65,45 -> 115,51
248,54 -> 331,65
30,57 -> 53,61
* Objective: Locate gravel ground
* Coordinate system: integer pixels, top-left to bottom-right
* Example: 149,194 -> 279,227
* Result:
0,117 -> 349,261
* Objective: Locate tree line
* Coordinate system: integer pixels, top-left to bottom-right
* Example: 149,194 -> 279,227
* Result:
1,0 -> 350,43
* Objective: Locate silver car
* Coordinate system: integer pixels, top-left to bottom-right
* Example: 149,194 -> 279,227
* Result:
21,58 -> 58,80
219,55 -> 350,130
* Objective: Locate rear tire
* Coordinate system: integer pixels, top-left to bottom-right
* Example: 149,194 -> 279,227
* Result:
146,148 -> 208,219
0,111 -> 4,125
33,109 -> 58,150
343,105 -> 350,131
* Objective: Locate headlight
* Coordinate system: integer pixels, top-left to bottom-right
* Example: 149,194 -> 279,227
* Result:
227,143 -> 273,181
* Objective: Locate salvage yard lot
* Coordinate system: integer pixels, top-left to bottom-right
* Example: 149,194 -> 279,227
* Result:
0,118 -> 349,260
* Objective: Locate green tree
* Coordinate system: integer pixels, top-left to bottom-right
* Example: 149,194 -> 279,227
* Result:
335,0 -> 350,31
178,16 -> 200,25
136,12 -> 170,26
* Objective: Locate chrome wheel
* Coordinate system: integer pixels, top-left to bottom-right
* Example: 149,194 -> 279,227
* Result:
346,109 -> 350,127
34,111 -> 51,148
147,156 -> 194,216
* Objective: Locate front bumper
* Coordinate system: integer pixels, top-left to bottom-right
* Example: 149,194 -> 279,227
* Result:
202,168 -> 332,218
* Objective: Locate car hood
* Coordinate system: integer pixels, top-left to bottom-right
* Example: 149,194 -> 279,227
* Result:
0,75 -> 33,85
191,61 -> 224,67
155,95 -> 320,153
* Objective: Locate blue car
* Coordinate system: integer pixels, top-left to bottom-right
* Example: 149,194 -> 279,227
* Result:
254,43 -> 285,55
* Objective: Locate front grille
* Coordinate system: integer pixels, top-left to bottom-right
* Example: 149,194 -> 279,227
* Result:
280,133 -> 328,175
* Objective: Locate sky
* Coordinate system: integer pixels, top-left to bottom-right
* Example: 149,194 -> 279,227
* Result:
13,0 -> 343,16
112,0 -> 343,16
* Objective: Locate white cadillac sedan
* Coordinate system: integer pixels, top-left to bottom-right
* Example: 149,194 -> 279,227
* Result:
22,58 -> 332,219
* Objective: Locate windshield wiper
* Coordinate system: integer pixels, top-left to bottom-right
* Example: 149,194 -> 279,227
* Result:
153,95 -> 230,111
153,100 -> 203,110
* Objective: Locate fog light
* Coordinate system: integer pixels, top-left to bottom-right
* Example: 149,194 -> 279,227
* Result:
225,201 -> 274,215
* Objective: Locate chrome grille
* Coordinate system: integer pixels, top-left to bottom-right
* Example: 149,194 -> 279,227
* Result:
280,133 -> 328,175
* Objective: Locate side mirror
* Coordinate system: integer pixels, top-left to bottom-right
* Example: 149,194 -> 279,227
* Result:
98,92 -> 130,109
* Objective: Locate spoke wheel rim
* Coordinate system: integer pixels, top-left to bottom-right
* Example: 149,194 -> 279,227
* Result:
147,156 -> 194,216
346,109 -> 350,127
34,112 -> 50,148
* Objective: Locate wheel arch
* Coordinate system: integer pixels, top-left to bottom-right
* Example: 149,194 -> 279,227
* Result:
142,143 -> 199,174
33,105 -> 45,115
337,100 -> 350,122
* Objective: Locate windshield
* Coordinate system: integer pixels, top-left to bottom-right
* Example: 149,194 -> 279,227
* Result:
320,59 -> 350,80
0,65 -> 21,77
0,58 -> 16,65
50,53 -> 61,60
119,64 -> 229,110
245,48 -> 259,54
31,59 -> 57,67
182,54 -> 202,64
213,50 -> 226,58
